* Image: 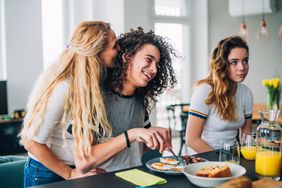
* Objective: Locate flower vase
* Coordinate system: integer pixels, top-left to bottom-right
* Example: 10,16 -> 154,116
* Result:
267,90 -> 279,110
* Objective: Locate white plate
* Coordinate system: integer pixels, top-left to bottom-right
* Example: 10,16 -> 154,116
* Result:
182,161 -> 246,187
146,156 -> 207,175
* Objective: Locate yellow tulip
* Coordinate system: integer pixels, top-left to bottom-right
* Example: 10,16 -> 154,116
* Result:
273,80 -> 278,89
268,80 -> 273,87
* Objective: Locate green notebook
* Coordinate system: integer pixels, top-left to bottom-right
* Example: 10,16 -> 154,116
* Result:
115,169 -> 167,187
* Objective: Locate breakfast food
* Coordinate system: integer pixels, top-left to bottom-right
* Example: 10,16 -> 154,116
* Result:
196,165 -> 232,178
216,176 -> 252,188
150,156 -> 206,173
252,178 -> 282,188
160,157 -> 179,165
182,155 -> 205,164
151,163 -> 173,171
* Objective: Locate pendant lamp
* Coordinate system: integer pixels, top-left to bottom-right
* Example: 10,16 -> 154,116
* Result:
239,0 -> 249,39
257,0 -> 270,41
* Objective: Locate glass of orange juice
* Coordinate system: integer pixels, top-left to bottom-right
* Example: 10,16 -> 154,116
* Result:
255,149 -> 281,180
240,133 -> 256,160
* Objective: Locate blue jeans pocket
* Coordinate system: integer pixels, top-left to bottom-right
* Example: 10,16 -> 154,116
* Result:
24,158 -> 63,187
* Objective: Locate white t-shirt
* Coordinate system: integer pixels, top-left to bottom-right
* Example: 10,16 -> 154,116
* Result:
27,80 -> 75,165
188,83 -> 253,150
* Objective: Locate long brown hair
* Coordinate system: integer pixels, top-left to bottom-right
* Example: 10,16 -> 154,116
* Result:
196,36 -> 249,121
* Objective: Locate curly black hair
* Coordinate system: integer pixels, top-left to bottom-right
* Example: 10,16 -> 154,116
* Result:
105,27 -> 177,112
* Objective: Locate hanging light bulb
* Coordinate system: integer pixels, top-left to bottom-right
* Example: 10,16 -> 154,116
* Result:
278,24 -> 282,40
257,0 -> 270,41
238,0 -> 249,40
239,20 -> 249,40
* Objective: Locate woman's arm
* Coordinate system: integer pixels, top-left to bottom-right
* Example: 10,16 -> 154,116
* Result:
74,127 -> 171,173
24,138 -> 99,180
240,119 -> 253,137
185,115 -> 214,153
23,81 -> 99,179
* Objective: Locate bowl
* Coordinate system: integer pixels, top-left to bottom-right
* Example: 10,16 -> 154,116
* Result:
182,161 -> 246,187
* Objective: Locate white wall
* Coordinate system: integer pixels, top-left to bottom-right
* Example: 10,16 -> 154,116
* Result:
209,0 -> 282,103
3,0 -> 125,114
63,0 -> 124,43
124,0 -> 152,31
5,0 -> 43,113
188,0 -> 209,98
0,0 -> 7,80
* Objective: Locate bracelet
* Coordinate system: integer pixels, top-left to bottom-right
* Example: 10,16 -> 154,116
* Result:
124,131 -> 130,148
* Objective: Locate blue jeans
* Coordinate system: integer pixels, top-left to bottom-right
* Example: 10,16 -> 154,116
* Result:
23,157 -> 64,187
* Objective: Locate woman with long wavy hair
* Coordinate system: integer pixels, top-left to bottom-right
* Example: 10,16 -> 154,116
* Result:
185,36 -> 253,154
74,27 -> 177,173
20,21 -> 118,187
20,22 -> 173,187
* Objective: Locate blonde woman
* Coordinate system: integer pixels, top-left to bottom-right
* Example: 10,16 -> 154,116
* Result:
20,21 -> 171,187
186,36 -> 253,154
20,21 -> 118,187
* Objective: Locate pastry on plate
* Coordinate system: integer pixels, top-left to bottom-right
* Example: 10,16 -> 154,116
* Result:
196,165 -> 232,178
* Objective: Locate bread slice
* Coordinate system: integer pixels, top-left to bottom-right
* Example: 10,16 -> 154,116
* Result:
216,176 -> 252,188
252,178 -> 282,188
196,165 -> 232,178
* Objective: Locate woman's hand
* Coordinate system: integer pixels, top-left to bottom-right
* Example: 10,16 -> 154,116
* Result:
149,127 -> 172,151
69,168 -> 106,180
129,127 -> 172,153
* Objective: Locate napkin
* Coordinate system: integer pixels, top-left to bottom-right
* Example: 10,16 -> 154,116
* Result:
115,169 -> 167,187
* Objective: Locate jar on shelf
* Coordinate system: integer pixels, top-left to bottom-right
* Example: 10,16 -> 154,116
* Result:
255,110 -> 281,180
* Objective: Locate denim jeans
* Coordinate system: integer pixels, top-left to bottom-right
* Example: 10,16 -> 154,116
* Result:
23,157 -> 64,187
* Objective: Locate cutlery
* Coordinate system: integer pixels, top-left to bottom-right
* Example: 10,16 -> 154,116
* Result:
167,148 -> 186,166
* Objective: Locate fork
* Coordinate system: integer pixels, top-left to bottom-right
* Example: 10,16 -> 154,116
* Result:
167,148 -> 186,166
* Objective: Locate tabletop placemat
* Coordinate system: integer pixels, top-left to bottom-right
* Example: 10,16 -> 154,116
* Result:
115,169 -> 167,187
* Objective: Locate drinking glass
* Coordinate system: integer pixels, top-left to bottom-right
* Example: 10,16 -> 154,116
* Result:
240,133 -> 256,160
219,140 -> 240,164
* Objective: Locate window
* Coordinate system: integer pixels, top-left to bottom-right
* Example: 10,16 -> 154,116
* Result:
152,0 -> 191,129
41,0 -> 64,69
154,0 -> 188,17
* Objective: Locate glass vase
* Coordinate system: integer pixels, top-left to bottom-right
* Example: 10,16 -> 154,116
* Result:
256,110 -> 281,180
266,91 -> 279,110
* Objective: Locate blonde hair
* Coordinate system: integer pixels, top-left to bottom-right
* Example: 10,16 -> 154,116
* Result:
195,36 -> 249,121
20,21 -> 112,159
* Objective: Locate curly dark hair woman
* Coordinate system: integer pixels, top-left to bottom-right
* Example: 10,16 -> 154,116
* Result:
105,27 -> 177,112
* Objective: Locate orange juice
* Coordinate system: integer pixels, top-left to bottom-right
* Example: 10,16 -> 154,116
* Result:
241,146 -> 256,160
255,150 -> 281,176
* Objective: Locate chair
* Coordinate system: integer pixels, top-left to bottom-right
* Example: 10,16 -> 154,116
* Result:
0,155 -> 27,188
166,103 -> 190,156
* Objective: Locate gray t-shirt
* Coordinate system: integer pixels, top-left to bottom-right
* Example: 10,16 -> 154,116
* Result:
99,89 -> 150,172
